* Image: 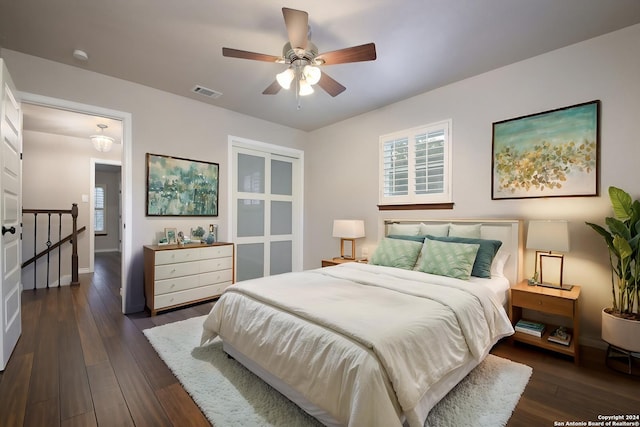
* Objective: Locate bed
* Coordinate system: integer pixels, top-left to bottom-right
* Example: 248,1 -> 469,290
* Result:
201,219 -> 523,427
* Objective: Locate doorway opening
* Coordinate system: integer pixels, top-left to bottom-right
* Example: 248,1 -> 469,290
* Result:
20,93 -> 132,313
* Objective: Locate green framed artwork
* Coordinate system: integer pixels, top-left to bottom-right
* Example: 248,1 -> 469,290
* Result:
146,153 -> 219,216
492,100 -> 599,200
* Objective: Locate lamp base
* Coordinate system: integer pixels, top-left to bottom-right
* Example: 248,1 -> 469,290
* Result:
537,282 -> 574,291
340,238 -> 357,260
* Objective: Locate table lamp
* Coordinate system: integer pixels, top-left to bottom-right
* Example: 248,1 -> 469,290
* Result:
332,220 -> 365,260
526,220 -> 572,290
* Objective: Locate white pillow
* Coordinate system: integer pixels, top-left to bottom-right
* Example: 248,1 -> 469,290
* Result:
419,223 -> 450,237
449,223 -> 482,239
387,223 -> 421,236
490,251 -> 510,278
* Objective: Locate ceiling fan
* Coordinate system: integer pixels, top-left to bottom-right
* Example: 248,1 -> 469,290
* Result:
222,7 -> 376,98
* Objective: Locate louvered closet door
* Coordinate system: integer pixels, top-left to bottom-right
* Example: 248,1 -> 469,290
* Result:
232,141 -> 301,282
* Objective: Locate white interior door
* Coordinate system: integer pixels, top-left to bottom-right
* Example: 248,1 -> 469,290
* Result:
231,138 -> 303,282
0,59 -> 22,371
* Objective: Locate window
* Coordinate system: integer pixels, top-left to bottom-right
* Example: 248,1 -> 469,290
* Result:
95,185 -> 106,234
379,120 -> 452,207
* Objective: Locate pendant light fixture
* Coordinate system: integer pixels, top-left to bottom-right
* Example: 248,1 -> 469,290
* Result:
91,124 -> 114,152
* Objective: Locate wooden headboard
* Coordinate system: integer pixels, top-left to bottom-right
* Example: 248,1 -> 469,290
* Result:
383,219 -> 524,285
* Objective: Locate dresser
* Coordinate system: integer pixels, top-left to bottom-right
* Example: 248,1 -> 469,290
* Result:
144,242 -> 234,315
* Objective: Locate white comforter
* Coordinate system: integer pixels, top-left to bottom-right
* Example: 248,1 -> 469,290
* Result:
201,263 -> 514,427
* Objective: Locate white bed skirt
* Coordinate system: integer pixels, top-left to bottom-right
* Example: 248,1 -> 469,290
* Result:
223,340 -> 486,427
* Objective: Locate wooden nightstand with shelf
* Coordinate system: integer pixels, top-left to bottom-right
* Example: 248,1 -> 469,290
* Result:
509,280 -> 581,364
321,258 -> 367,267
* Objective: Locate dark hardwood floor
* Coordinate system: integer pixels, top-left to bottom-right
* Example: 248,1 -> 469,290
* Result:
0,252 -> 638,426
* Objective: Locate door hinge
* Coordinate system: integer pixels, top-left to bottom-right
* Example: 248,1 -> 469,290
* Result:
20,153 -> 23,160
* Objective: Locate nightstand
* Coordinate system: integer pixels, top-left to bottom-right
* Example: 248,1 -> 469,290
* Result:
509,280 -> 581,364
321,257 -> 367,267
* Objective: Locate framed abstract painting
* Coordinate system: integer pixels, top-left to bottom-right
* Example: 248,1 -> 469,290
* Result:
491,100 -> 600,200
146,153 -> 219,216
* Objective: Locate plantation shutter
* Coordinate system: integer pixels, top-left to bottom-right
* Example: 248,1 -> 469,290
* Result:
379,120 -> 451,205
95,185 -> 106,233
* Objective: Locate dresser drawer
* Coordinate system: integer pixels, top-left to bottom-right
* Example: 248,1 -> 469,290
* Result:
512,289 -> 574,317
200,245 -> 233,259
199,256 -> 233,273
154,282 -> 229,309
155,248 -> 200,265
154,274 -> 200,295
155,260 -> 199,280
200,269 -> 233,286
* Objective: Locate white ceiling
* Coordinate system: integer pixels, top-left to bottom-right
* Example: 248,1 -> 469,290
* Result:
21,103 -> 122,141
2,0 -> 640,132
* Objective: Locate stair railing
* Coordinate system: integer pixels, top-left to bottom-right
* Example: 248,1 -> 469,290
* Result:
21,203 -> 84,289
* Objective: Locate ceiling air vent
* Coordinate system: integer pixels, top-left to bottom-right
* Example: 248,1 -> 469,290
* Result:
191,85 -> 222,99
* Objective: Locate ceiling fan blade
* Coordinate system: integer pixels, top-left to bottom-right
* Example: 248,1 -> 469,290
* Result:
316,43 -> 377,65
317,72 -> 346,97
262,80 -> 282,95
222,47 -> 281,63
282,7 -> 308,51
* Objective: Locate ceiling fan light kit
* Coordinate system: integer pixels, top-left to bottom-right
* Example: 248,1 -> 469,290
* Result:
222,7 -> 376,102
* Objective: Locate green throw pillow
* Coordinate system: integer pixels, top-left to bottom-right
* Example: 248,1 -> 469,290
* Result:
449,223 -> 482,238
418,223 -> 450,237
387,234 -> 426,243
425,235 -> 502,278
370,238 -> 423,270
416,239 -> 480,280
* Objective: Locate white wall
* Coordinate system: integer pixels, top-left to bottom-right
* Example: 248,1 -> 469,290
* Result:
1,49 -> 307,312
305,24 -> 640,346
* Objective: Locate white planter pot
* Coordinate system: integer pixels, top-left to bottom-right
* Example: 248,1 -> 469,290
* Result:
602,308 -> 640,353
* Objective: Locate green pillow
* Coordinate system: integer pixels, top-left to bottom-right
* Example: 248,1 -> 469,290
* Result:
418,223 -> 450,237
449,223 -> 481,238
387,223 -> 421,236
370,238 -> 423,270
387,234 -> 426,243
416,239 -> 480,280
425,235 -> 502,278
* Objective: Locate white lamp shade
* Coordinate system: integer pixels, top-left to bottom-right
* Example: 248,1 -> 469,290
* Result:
526,220 -> 570,252
332,220 -> 365,239
298,79 -> 314,96
303,65 -> 321,85
91,135 -> 114,152
276,68 -> 295,89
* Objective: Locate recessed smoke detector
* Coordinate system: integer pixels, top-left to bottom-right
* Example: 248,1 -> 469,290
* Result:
192,85 -> 222,99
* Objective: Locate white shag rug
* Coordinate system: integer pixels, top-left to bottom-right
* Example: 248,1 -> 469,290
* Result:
144,315 -> 532,427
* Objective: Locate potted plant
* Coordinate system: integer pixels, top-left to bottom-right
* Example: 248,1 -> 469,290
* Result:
586,186 -> 640,352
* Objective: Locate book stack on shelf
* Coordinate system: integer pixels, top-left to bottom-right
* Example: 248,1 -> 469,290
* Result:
548,326 -> 572,346
515,319 -> 546,337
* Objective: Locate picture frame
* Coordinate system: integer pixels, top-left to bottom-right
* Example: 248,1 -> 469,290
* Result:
164,227 -> 177,244
491,100 -> 600,200
146,153 -> 219,216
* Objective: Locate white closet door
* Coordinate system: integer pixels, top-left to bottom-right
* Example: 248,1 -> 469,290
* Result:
232,141 -> 301,282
